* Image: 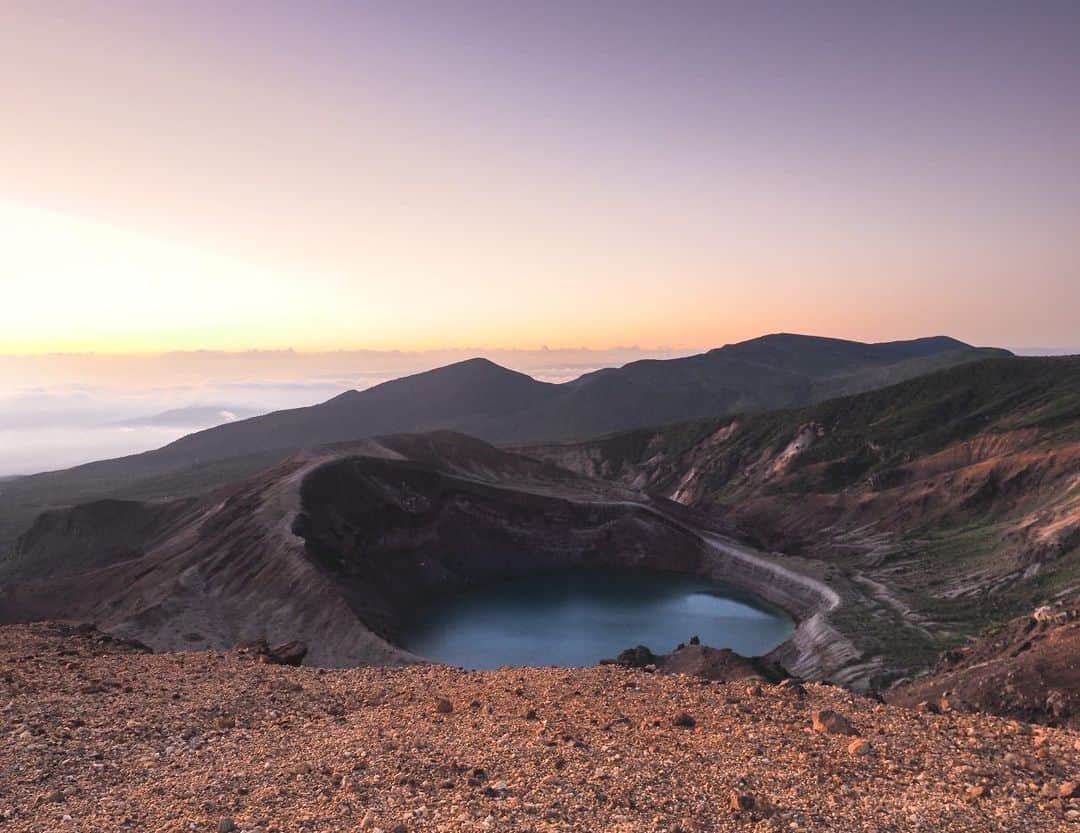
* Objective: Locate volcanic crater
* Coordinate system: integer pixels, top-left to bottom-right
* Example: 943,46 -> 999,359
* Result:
0,432 -> 837,678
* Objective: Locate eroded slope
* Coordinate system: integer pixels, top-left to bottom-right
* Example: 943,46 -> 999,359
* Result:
526,357 -> 1080,686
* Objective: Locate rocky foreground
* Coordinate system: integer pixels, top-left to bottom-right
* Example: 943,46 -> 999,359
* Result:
2,624 -> 1078,833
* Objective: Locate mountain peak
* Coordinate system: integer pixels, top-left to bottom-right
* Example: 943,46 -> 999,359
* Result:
435,356 -> 520,376
327,357 -> 530,405
383,357 -> 539,389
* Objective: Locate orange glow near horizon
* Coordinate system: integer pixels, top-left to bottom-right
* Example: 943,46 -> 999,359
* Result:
2,4 -> 1078,356
3,198 -> 1070,356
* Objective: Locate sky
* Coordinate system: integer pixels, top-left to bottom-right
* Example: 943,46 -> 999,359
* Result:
1,1 -> 1078,356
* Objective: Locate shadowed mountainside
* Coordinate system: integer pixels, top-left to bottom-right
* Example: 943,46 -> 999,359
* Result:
0,334 -> 1006,554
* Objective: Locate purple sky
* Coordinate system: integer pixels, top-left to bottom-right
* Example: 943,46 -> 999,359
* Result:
2,1 -> 1078,352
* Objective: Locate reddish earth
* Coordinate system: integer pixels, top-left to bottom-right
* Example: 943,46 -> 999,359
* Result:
889,600 -> 1080,728
3,623 -> 1079,833
721,436 -> 1080,569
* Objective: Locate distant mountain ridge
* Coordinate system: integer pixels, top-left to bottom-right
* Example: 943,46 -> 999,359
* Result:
66,333 -> 1010,469
0,333 -> 1008,553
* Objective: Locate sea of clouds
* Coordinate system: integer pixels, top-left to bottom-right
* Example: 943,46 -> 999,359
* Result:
0,347 -> 695,477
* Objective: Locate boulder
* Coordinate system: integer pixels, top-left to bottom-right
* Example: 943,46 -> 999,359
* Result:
728,792 -> 775,817
266,641 -> 308,666
812,708 -> 859,736
672,712 -> 696,729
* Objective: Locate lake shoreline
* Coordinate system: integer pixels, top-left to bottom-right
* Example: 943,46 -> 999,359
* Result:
399,567 -> 795,670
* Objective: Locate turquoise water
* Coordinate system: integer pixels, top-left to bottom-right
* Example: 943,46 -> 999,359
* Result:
399,569 -> 794,669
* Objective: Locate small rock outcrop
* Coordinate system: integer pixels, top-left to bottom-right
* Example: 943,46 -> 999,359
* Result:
847,738 -> 872,756
613,645 -> 658,668
606,642 -> 785,684
265,641 -> 308,666
728,791 -> 776,818
1033,605 -> 1070,626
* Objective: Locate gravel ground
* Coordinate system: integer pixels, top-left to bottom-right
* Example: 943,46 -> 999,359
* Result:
1,623 -> 1077,832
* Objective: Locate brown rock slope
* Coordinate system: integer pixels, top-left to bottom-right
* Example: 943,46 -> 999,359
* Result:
2,623 -> 1078,833
889,599 -> 1080,728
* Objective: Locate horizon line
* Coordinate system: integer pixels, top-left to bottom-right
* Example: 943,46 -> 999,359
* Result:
0,332 -> 1019,360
